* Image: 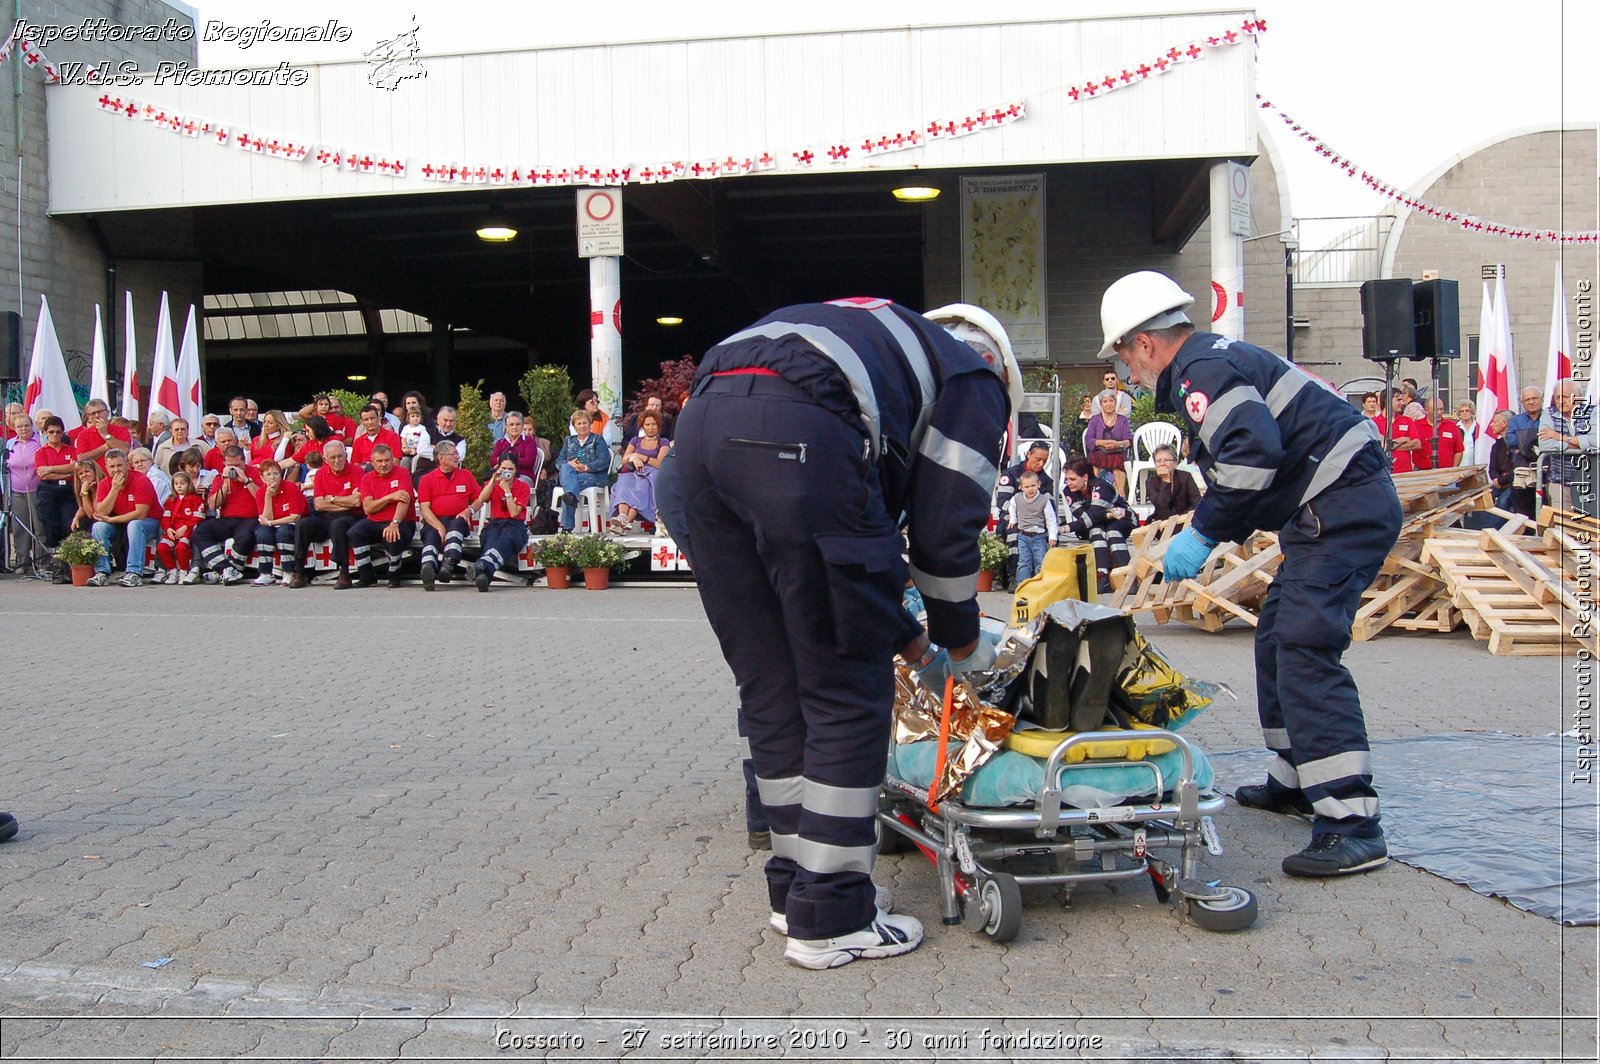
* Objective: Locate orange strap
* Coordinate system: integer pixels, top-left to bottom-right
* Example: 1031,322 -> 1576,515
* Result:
928,675 -> 956,813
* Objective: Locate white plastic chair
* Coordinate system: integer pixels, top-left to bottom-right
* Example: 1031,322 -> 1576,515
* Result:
1129,422 -> 1182,505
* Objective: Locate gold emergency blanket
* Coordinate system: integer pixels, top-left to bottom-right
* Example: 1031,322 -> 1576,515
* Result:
892,664 -> 1016,804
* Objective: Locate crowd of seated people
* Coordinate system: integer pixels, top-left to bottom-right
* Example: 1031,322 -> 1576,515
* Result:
1,386 -> 679,589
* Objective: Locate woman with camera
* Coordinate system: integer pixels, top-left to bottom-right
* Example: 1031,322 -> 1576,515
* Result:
472,455 -> 531,592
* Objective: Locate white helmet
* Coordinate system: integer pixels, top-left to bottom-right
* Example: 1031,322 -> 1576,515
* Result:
1094,271 -> 1195,361
924,303 -> 1024,415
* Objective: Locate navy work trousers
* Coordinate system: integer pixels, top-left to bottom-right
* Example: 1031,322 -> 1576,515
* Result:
1254,471 -> 1401,838
668,374 -> 905,940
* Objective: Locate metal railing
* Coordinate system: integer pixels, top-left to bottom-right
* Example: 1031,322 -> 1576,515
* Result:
1290,215 -> 1395,285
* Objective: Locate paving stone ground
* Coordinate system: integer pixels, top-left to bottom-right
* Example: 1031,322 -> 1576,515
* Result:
0,580 -> 1594,1061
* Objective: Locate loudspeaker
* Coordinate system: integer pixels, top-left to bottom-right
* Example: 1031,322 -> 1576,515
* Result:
0,311 -> 19,380
1360,279 -> 1415,362
1412,278 -> 1461,360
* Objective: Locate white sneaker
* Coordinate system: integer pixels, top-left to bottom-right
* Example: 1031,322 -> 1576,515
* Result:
201,571 -> 221,584
179,569 -> 200,585
772,884 -> 893,935
783,908 -> 923,970
85,572 -> 110,587
250,573 -> 275,587
151,569 -> 170,585
221,567 -> 244,586
280,573 -> 294,586
119,571 -> 142,588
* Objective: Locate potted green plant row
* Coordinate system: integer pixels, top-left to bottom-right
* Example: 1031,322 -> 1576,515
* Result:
571,534 -> 625,590
533,531 -> 578,588
53,531 -> 106,587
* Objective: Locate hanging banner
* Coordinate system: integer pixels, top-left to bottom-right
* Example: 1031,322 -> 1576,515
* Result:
961,174 -> 1048,362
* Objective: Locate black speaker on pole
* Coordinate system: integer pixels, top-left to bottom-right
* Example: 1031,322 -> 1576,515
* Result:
1412,278 -> 1461,360
0,311 -> 19,380
1360,279 -> 1415,362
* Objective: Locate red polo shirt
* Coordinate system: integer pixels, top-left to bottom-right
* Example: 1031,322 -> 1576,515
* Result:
208,465 -> 264,518
290,436 -> 340,464
325,413 -> 357,441
350,428 -> 403,467
1413,419 -> 1465,470
94,469 -> 158,518
417,467 -> 481,520
35,441 -> 78,480
312,462 -> 361,503
359,467 -> 414,523
251,431 -> 289,465
487,476 -> 532,520
71,423 -> 132,472
259,481 -> 308,521
1374,414 -> 1429,473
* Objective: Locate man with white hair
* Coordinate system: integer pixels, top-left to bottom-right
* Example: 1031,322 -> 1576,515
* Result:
1539,379 -> 1596,511
1097,270 -> 1398,878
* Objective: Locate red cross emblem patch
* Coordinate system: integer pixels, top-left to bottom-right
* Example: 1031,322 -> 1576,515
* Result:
1185,391 -> 1210,422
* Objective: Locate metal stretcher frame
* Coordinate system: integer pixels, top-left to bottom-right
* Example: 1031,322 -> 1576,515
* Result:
878,729 -> 1256,942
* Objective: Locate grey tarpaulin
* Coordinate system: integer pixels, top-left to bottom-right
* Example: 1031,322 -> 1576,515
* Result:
1210,732 -> 1599,925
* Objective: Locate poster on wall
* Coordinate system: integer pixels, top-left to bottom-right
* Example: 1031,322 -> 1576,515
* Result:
961,174 -> 1047,362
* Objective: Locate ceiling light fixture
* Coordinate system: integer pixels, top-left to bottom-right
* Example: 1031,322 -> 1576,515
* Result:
346,374 -> 369,382
891,186 -> 940,202
475,225 -> 518,242
656,316 -> 684,326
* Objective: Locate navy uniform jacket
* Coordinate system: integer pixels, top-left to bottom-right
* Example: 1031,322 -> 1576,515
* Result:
1158,332 -> 1387,545
696,299 -> 1009,651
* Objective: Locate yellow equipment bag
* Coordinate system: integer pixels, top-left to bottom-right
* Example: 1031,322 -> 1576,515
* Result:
1011,542 -> 1097,626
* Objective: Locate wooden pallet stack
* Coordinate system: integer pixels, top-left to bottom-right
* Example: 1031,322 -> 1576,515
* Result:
1105,468 -> 1595,656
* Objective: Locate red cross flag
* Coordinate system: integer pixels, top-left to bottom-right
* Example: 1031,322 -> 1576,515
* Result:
22,296 -> 83,432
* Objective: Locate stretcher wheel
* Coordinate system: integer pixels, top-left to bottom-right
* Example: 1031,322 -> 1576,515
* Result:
976,872 -> 1023,943
874,807 -> 907,855
1186,885 -> 1258,932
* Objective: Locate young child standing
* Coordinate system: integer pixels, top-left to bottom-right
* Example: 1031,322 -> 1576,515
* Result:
154,471 -> 206,584
1004,471 -> 1058,585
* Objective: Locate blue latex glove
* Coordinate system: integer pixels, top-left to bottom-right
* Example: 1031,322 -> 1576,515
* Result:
948,634 -> 998,676
914,647 -> 952,690
1163,528 -> 1217,581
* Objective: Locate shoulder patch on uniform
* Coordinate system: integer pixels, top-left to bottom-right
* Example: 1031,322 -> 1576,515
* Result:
1185,391 -> 1210,422
1211,337 -> 1233,350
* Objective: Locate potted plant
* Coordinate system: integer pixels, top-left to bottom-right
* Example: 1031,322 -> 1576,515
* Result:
54,531 -> 106,587
571,533 -> 625,590
977,529 -> 1007,592
534,531 -> 577,589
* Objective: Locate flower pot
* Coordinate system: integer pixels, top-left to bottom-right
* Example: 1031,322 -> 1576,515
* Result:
582,566 -> 611,591
976,569 -> 996,592
70,564 -> 94,587
544,566 -> 572,589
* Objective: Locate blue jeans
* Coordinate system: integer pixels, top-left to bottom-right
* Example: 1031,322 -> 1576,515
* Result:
557,465 -> 609,530
1016,531 -> 1048,584
91,518 -> 160,574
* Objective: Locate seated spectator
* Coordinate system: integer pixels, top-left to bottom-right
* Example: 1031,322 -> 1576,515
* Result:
88,448 -> 160,587
1146,444 -> 1201,522
473,455 -> 531,592
576,388 -> 609,439
127,448 -> 172,504
398,402 -> 432,477
369,390 -> 402,433
286,415 -> 339,476
69,459 -> 102,538
350,404 -> 403,468
416,441 -> 480,590
203,427 -> 238,477
249,460 -> 306,586
609,410 -> 670,534
71,399 -> 132,473
153,471 -> 206,584
1084,390 -> 1133,496
192,445 -> 263,585
196,414 -> 222,449
176,447 -> 213,495
490,411 -> 542,483
346,444 -> 414,589
416,405 -> 467,479
1539,379 -> 1596,511
34,416 -> 78,550
487,391 -> 508,442
1061,457 -> 1134,595
251,409 -> 295,471
288,439 -> 363,589
621,394 -> 675,441
557,409 -> 610,531
1005,470 -> 1058,586
4,411 -> 48,575
153,417 -> 204,475
324,394 -> 357,441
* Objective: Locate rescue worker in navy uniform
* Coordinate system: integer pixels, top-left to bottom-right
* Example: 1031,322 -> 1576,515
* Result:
1098,271 -> 1400,877
664,298 -> 1018,968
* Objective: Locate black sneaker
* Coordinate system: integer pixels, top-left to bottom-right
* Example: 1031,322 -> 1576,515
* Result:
388,575 -> 403,589
1282,832 -> 1388,878
437,567 -> 453,584
561,492 -> 579,508
0,812 -> 17,843
1234,783 -> 1314,817
420,563 -> 436,591
355,571 -> 378,588
475,568 -> 491,592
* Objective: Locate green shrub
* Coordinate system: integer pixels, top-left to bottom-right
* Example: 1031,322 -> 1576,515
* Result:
455,380 -> 494,479
54,531 -> 106,566
518,365 -> 576,446
571,533 -> 626,571
978,529 -> 1007,573
534,531 -> 578,568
